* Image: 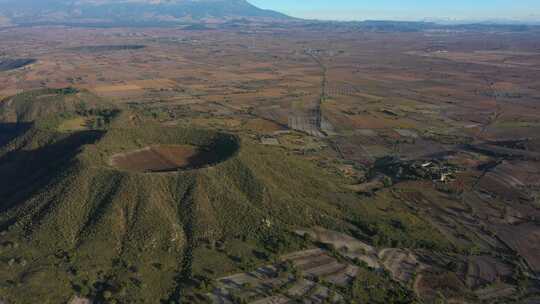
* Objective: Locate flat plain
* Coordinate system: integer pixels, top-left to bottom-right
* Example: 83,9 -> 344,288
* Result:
0,23 -> 540,303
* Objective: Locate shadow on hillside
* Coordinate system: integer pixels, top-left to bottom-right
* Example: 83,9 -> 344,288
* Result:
0,122 -> 32,148
0,127 -> 104,213
183,133 -> 240,170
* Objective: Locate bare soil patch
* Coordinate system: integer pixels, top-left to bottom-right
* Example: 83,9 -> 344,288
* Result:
110,144 -> 222,173
379,248 -> 427,284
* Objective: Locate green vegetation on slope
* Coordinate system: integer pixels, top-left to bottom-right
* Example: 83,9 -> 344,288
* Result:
0,120 -> 360,303
0,88 -> 117,131
0,89 -> 456,303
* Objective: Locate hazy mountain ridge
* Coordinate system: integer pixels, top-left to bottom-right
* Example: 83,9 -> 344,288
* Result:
1,1 -> 537,29
0,0 -> 291,25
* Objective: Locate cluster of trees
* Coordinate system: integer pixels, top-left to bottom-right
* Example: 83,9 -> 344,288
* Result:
73,101 -> 119,129
54,87 -> 79,95
349,270 -> 415,304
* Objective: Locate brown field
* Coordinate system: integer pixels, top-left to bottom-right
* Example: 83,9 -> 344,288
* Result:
92,84 -> 142,93
109,145 -> 216,172
243,118 -> 285,133
492,223 -> 540,273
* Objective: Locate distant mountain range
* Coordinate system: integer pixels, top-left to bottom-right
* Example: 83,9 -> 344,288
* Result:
0,1 -> 537,29
0,0 -> 291,26
292,20 -> 540,33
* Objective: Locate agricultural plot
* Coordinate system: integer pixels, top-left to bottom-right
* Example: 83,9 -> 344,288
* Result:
466,256 -> 514,289
294,229 -> 423,283
244,118 -> 285,134
207,248 -> 354,304
292,226 -> 527,303
66,45 -> 145,53
492,223 -> 540,274
331,135 -> 390,165
295,228 -> 380,269
288,108 -> 325,138
379,249 -> 427,284
325,83 -> 360,97
476,169 -> 531,202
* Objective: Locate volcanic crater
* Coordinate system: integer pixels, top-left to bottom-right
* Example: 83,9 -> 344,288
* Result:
107,129 -> 240,173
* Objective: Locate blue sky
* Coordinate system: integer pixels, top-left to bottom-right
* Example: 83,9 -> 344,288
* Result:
249,0 -> 540,21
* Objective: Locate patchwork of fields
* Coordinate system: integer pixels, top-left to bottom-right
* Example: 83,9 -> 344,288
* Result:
0,23 -> 540,304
